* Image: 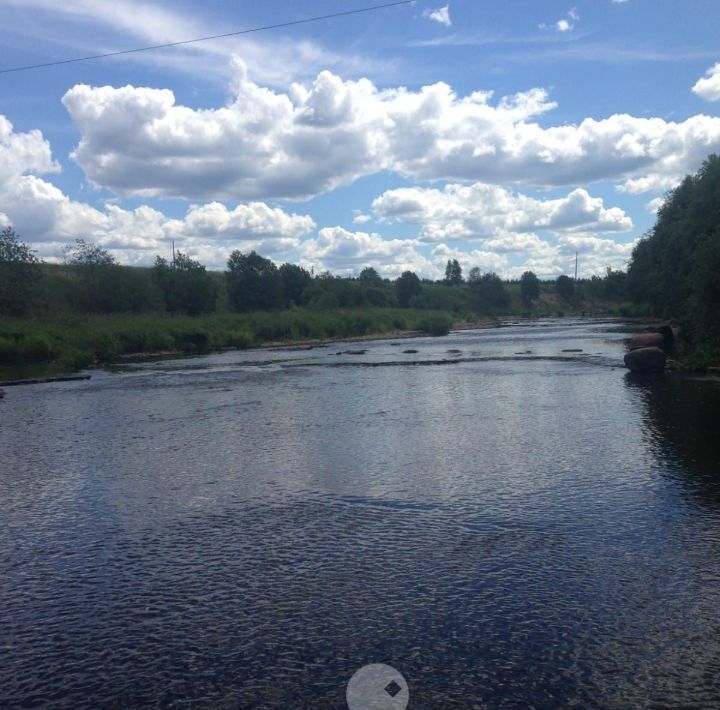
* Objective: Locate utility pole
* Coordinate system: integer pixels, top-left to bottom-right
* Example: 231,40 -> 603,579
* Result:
172,240 -> 176,269
574,252 -> 578,281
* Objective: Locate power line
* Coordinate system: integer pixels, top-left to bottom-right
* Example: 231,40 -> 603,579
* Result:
0,0 -> 415,75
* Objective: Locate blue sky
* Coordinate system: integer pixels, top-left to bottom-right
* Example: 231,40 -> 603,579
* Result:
1,0 -> 720,278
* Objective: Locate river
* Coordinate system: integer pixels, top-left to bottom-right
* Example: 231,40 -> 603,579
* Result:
2,318 -> 720,708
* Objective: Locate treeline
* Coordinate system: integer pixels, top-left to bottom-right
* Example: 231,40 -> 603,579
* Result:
626,154 -> 720,360
0,230 -> 627,320
0,225 -> 640,371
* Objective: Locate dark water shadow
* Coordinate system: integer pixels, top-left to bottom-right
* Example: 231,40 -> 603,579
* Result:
625,372 -> 720,506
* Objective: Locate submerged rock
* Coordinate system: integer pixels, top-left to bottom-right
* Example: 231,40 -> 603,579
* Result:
403,349 -> 419,354
624,346 -> 666,373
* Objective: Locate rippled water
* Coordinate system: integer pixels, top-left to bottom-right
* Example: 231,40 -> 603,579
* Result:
2,318 -> 720,708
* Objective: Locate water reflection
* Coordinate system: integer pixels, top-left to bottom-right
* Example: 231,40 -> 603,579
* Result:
625,372 -> 720,505
2,320 -> 720,708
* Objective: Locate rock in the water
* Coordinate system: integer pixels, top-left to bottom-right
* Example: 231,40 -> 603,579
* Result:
624,346 -> 666,373
628,331 -> 666,349
0,388 -> 4,399
403,349 -> 419,354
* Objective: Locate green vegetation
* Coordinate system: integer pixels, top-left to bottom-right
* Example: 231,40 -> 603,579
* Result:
556,274 -> 576,302
0,225 -> 644,374
153,252 -> 218,315
443,258 -> 463,285
0,227 -> 41,315
0,308 -> 459,371
520,270 -> 541,305
626,154 -> 720,366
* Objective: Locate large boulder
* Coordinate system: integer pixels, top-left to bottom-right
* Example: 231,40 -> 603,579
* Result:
628,331 -> 666,349
624,346 -> 667,373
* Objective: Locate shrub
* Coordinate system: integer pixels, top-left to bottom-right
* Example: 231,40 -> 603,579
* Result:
174,328 -> 212,353
21,334 -> 56,362
0,336 -> 20,365
226,330 -> 255,349
417,314 -> 452,336
59,348 -> 94,370
78,331 -> 120,362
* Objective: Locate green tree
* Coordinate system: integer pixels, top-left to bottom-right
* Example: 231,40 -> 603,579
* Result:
627,154 -> 720,349
279,263 -> 313,306
0,227 -> 40,315
64,239 -> 115,267
395,271 -> 422,307
64,239 -> 124,313
467,267 -> 482,284
152,253 -> 217,315
555,274 -> 575,301
226,250 -> 282,311
358,266 -> 383,285
470,271 -> 510,310
520,270 -> 540,305
64,239 -> 159,313
444,259 -> 463,285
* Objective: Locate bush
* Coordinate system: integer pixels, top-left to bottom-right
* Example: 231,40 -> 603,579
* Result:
21,334 -> 56,362
226,330 -> 255,349
59,348 -> 94,370
174,328 -> 212,353
78,331 -> 120,362
117,329 -> 175,353
417,314 -> 452,336
0,336 -> 20,365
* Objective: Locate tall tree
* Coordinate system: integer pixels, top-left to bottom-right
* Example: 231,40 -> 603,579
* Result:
64,239 -> 121,312
63,239 -> 158,313
0,227 -> 40,315
152,253 -> 217,315
395,271 -> 422,307
555,274 -> 575,301
470,271 -> 510,309
444,259 -> 463,285
226,250 -> 282,311
627,153 -> 720,347
358,266 -> 383,285
520,271 -> 540,305
467,267 -> 482,284
278,263 -> 313,306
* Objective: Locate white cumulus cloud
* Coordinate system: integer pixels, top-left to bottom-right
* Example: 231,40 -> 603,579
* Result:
0,113 -> 315,265
61,70 -> 720,202
298,226 -> 433,278
372,182 -> 632,244
0,116 -> 58,189
692,63 -> 720,102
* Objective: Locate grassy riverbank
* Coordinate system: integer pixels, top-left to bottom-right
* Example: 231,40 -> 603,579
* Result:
0,308 -> 459,373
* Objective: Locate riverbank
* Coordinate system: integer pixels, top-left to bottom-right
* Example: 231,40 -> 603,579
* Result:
0,308 -> 460,379
5,310 -> 705,383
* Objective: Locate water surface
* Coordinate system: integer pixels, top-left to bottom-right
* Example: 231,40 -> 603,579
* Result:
2,318 -> 720,708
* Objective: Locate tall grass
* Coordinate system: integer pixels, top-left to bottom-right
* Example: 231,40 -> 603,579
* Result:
0,307 -> 459,369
